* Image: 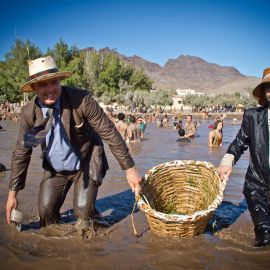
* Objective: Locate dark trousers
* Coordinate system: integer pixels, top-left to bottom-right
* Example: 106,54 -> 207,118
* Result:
38,137 -> 108,227
245,188 -> 270,231
38,169 -> 99,227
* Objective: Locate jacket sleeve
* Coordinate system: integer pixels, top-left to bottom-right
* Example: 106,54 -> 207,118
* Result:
82,95 -> 135,170
9,107 -> 33,191
226,110 -> 250,164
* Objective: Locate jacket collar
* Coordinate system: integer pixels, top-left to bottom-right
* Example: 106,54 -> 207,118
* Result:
34,98 -> 45,126
257,106 -> 269,171
257,106 -> 268,141
60,87 -> 71,140
257,105 -> 268,125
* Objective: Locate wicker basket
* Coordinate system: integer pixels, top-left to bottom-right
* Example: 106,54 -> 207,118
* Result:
136,160 -> 226,237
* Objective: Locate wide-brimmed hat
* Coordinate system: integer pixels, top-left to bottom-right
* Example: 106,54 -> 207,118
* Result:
253,67 -> 270,106
21,56 -> 72,92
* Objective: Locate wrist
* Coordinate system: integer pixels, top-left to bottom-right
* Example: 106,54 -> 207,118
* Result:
220,153 -> 235,167
8,190 -> 18,198
125,166 -> 136,173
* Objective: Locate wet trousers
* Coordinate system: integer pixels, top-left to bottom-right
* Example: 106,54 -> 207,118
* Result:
38,169 -> 99,227
245,188 -> 270,232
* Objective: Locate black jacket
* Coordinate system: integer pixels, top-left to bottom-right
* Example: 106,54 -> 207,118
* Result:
227,106 -> 270,196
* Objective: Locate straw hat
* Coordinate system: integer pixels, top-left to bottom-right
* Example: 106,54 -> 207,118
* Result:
21,56 -> 72,92
253,67 -> 270,106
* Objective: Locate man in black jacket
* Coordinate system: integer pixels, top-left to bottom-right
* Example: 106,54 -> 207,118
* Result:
219,67 -> 270,247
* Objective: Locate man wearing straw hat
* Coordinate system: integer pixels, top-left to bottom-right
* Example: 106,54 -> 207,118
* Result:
219,67 -> 270,247
5,55 -> 141,234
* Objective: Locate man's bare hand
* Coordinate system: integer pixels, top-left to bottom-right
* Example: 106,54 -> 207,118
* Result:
6,190 -> 18,224
218,165 -> 232,182
125,167 -> 142,193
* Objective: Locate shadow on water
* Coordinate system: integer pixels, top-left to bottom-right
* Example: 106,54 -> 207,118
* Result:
23,189 -> 138,231
23,188 -> 247,237
206,199 -> 247,234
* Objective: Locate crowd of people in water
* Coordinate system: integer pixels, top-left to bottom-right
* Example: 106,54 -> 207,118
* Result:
0,102 -> 239,149
0,103 -> 236,149
0,101 -> 23,122
0,99 -> 243,151
101,107 -> 239,148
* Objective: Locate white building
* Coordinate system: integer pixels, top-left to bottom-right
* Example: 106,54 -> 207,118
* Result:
172,88 -> 205,111
176,88 -> 205,97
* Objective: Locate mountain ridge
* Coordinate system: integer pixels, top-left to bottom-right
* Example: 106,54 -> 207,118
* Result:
93,47 -> 260,95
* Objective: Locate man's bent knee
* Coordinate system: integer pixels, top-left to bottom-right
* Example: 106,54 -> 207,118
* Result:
39,204 -> 60,227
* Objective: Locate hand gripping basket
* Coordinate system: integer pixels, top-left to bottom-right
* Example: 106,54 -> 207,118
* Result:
136,160 -> 226,237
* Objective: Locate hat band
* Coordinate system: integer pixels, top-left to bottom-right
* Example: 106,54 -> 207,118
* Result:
29,68 -> 59,80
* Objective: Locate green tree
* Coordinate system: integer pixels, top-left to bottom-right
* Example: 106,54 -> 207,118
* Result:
84,49 -> 152,100
46,39 -> 73,70
150,89 -> 174,112
0,39 -> 41,102
98,53 -> 122,97
64,51 -> 89,89
130,70 -> 153,91
183,92 -> 257,112
124,91 -> 134,110
0,39 -> 153,104
46,40 -> 89,90
84,49 -> 102,92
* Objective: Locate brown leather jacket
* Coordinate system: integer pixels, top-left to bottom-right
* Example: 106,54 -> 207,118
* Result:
9,86 -> 134,191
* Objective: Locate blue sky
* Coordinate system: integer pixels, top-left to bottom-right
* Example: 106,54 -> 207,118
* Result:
0,0 -> 269,77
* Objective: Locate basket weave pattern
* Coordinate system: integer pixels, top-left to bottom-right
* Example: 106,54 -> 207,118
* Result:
136,160 -> 226,237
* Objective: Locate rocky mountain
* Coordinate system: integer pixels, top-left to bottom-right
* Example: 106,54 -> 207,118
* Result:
96,47 -> 260,95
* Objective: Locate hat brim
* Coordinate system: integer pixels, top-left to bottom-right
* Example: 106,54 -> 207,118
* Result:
252,79 -> 270,106
21,71 -> 72,92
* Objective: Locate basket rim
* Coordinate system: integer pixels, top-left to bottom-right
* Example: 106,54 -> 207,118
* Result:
136,160 -> 226,222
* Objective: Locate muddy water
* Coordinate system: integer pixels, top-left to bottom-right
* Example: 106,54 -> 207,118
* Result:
0,118 -> 269,270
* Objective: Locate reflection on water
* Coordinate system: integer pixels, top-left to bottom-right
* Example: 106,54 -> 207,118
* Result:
0,119 -> 269,270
